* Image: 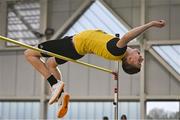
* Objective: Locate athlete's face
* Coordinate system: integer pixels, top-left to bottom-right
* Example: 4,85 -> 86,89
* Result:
127,48 -> 144,68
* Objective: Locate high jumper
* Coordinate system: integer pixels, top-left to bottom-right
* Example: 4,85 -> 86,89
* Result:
0,19 -> 165,118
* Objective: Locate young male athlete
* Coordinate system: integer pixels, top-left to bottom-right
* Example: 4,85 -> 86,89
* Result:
24,20 -> 165,118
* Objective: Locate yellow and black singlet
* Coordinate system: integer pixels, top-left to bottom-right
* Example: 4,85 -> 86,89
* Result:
38,29 -> 127,65
73,29 -> 127,61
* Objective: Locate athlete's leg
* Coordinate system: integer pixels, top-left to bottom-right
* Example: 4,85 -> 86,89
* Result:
46,57 -> 62,80
46,57 -> 70,116
24,49 -> 65,105
24,49 -> 51,79
45,57 -> 67,105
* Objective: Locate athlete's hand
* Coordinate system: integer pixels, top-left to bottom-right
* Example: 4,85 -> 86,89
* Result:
151,20 -> 166,28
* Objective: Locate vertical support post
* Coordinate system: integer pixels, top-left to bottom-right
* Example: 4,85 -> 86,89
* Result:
140,0 -> 146,119
113,34 -> 120,120
179,101 -> 180,120
113,67 -> 119,120
39,0 -> 48,119
0,0 -> 7,48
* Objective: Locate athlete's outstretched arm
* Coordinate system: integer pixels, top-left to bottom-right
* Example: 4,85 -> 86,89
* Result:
116,20 -> 166,48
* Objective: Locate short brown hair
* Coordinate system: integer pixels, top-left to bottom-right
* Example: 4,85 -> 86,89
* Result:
122,57 -> 140,74
121,114 -> 127,119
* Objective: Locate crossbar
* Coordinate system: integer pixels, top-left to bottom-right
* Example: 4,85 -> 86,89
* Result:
0,35 -> 113,74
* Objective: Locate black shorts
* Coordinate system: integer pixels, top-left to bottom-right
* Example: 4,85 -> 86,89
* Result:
38,36 -> 84,65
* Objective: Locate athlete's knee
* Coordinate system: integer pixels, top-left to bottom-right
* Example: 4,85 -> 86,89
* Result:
24,49 -> 40,60
24,49 -> 31,58
46,57 -> 58,68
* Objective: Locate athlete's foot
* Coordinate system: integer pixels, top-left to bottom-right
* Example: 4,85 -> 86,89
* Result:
49,80 -> 64,105
57,92 -> 70,118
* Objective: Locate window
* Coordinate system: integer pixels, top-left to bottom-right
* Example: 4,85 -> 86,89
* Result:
0,102 -> 40,119
64,0 -> 129,38
147,101 -> 180,119
7,0 -> 40,46
47,101 -> 140,119
153,45 -> 180,74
